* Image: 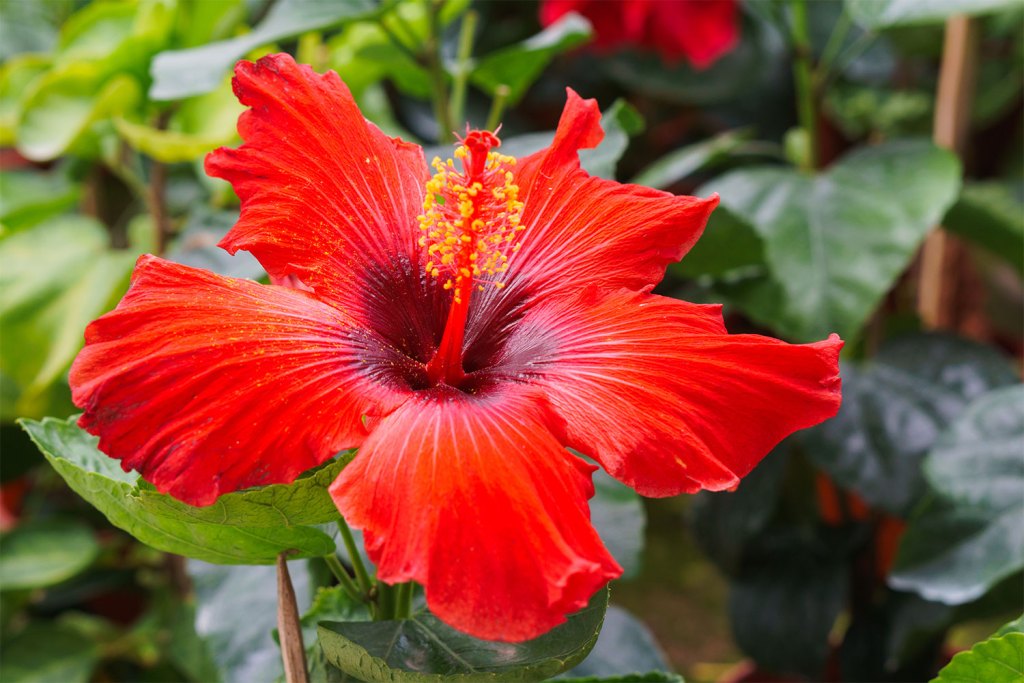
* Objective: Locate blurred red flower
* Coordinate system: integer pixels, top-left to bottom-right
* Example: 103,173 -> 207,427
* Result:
70,53 -> 840,641
541,0 -> 740,68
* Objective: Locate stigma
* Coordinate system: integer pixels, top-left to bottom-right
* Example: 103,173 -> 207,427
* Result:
417,130 -> 524,304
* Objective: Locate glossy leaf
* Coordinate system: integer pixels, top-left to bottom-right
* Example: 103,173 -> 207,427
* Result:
317,588 -> 609,681
932,631 -> 1024,683
0,621 -> 99,683
0,519 -> 99,590
590,470 -> 646,579
189,560 -> 314,683
631,129 -> 751,190
890,385 -> 1024,604
803,334 -> 1017,515
150,0 -> 385,100
0,216 -> 135,419
560,606 -> 672,678
470,13 -> 592,105
943,181 -> 1024,274
578,99 -> 644,180
22,415 -> 345,564
702,140 -> 961,342
846,0 -> 1022,29
673,205 -> 765,279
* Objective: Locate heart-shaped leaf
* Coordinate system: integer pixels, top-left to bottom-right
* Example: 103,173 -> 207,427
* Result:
931,630 -> 1024,683
22,415 -> 347,564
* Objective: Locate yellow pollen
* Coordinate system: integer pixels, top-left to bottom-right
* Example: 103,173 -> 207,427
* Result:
417,138 -> 524,303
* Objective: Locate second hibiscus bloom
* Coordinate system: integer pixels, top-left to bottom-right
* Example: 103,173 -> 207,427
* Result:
70,53 -> 840,641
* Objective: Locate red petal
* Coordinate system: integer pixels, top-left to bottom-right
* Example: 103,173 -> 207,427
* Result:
71,256 -> 410,506
507,89 -> 718,297
649,0 -> 740,68
329,386 -> 620,641
501,289 -> 843,496
206,53 -> 429,311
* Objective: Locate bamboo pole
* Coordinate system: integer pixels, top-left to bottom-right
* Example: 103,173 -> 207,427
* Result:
277,553 -> 309,683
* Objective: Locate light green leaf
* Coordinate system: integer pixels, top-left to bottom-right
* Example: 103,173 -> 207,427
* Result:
0,170 -> 79,233
846,0 -> 1022,29
0,54 -> 50,146
0,519 -> 99,590
932,631 -> 1024,683
56,1 -> 135,65
802,334 -> 1017,515
943,181 -> 1024,274
891,385 -> 1024,604
578,99 -> 643,180
150,0 -> 386,101
0,621 -> 99,683
16,64 -> 140,161
318,588 -> 609,681
703,139 -> 961,342
470,13 -> 592,106
21,415 -> 346,564
0,216 -> 135,419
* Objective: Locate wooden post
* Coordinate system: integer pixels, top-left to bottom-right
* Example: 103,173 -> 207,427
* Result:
277,553 -> 310,683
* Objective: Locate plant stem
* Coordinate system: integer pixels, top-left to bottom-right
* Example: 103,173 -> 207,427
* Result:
425,0 -> 453,142
323,554 -> 364,605
817,8 -> 851,82
485,84 -> 510,132
395,582 -> 414,619
276,553 -> 310,683
336,519 -> 373,596
449,10 -> 478,129
789,0 -> 817,171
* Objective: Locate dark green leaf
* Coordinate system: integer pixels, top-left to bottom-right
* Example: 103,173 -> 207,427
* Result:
0,519 -> 99,590
931,631 -> 1024,683
470,14 -> 592,106
22,415 -> 345,564
318,588 -> 608,681
802,333 -> 1017,515
578,100 -> 644,180
673,206 -> 765,279
189,560 -> 314,683
943,181 -> 1024,274
150,0 -> 385,100
702,140 -> 961,342
998,616 -> 1024,637
891,385 -> 1024,604
561,606 -> 671,678
0,621 -> 99,683
590,471 -> 645,579
846,0 -> 1022,29
631,129 -> 751,190
561,674 -> 683,683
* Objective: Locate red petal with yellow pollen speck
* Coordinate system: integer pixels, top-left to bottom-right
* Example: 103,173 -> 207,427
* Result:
498,288 -> 843,497
206,53 -> 429,314
70,256 -> 412,506
329,385 -> 621,642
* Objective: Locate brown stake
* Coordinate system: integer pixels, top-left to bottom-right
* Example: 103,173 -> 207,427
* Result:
916,16 -> 979,330
277,553 -> 310,683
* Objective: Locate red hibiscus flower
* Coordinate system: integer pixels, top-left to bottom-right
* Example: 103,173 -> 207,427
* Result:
70,53 -> 840,641
540,0 -> 740,68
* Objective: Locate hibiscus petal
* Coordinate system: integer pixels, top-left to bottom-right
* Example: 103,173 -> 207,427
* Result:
71,256 -> 411,506
505,89 -> 718,296
500,289 -> 843,496
205,53 -> 429,310
650,0 -> 739,69
329,386 -> 620,641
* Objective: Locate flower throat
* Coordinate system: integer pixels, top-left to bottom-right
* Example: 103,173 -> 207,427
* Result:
418,130 -> 523,387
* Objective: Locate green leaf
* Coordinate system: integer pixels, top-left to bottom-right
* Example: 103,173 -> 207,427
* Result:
590,471 -> 645,579
998,616 -> 1024,637
470,13 -> 592,106
578,99 -> 644,180
673,206 -> 765,279
0,621 -> 99,683
190,560 -> 314,683
0,54 -> 50,146
891,385 -> 1024,604
0,0 -> 57,62
802,333 -> 1017,515
0,519 -> 99,590
561,606 -> 672,678
561,674 -> 682,683
846,0 -> 1023,29
943,181 -> 1024,274
317,588 -> 609,681
150,0 -> 386,101
0,216 -> 135,419
703,139 -> 961,342
932,631 -> 1024,683
631,129 -> 751,190
16,64 -> 140,161
166,206 -> 265,279
21,415 -> 346,564
0,170 -> 79,233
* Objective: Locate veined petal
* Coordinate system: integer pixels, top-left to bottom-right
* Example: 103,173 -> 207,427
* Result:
206,53 -> 429,311
500,289 -> 843,496
502,89 -> 718,297
329,386 -> 620,641
71,256 -> 411,506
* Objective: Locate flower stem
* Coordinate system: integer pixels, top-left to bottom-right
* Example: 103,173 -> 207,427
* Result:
425,0 -> 453,142
336,518 -> 373,596
789,0 -> 817,171
322,553 -> 364,605
449,10 -> 478,129
395,582 -> 414,619
485,84 -> 510,132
